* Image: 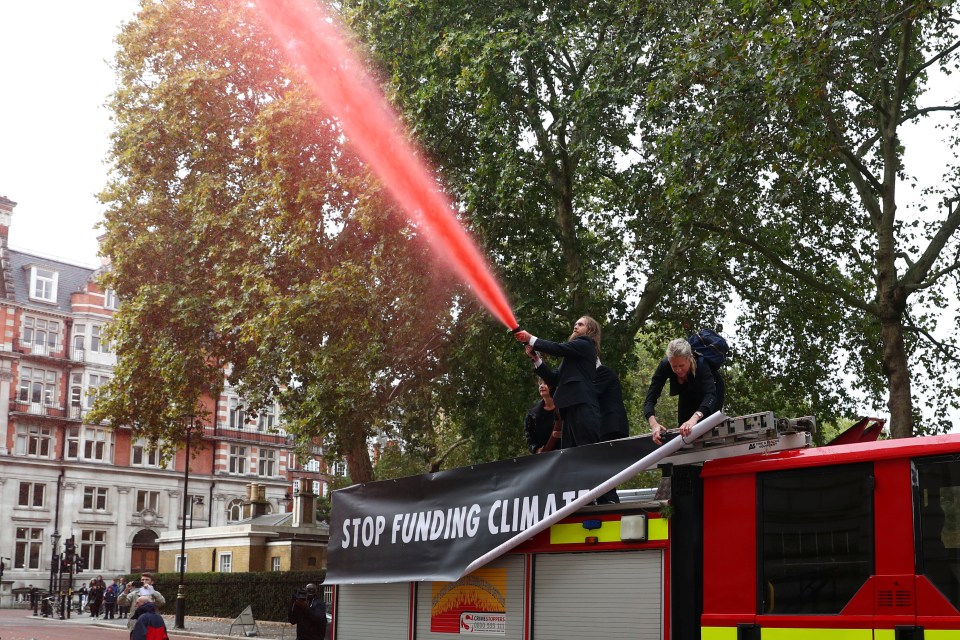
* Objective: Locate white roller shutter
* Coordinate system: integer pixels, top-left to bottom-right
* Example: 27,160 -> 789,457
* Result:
415,555 -> 525,640
533,551 -> 663,640
335,583 -> 410,640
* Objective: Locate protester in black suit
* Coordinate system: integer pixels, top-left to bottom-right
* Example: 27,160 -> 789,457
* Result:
644,338 -> 722,445
515,316 -> 602,448
595,364 -> 629,441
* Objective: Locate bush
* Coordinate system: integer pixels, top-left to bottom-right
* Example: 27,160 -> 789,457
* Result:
151,570 -> 326,622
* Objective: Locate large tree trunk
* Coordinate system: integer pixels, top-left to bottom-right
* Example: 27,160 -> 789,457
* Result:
343,429 -> 374,484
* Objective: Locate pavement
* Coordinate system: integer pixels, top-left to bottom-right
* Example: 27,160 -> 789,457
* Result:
28,610 -> 294,640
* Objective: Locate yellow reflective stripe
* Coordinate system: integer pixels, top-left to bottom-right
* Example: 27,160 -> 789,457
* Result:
762,629 -> 872,640
873,631 -> 895,640
701,627 -> 738,640
549,518 -> 669,544
927,632 -> 960,639
648,517 -> 668,540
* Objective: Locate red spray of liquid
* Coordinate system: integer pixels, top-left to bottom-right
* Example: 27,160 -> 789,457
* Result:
251,0 -> 518,331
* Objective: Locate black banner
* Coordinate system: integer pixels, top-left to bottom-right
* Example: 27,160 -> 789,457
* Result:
326,435 -> 659,584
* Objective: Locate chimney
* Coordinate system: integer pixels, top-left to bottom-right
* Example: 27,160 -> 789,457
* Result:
292,479 -> 317,528
0,196 -> 16,241
243,482 -> 270,519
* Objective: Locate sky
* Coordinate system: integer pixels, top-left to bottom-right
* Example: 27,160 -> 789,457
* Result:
0,1 -> 140,267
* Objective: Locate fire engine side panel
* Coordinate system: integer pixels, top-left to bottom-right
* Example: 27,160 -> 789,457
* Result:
414,555 -> 525,640
334,582 -> 411,640
532,550 -> 663,639
702,472 -> 757,621
873,458 -> 915,575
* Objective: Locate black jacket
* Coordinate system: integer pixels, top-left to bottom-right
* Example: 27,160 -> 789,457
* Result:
289,596 -> 327,640
595,365 -> 629,440
532,335 -> 598,409
643,357 -> 722,424
524,400 -> 558,453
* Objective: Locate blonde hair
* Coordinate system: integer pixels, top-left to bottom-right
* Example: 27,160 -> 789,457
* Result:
665,338 -> 696,377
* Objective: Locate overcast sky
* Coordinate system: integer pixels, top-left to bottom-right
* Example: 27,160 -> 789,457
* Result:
0,1 -> 139,266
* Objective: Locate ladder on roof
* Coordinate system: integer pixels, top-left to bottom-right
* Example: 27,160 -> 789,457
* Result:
661,411 -> 815,466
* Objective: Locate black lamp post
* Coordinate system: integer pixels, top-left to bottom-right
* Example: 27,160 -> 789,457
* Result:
174,417 -> 194,630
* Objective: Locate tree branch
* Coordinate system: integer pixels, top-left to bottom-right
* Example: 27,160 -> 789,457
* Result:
902,195 -> 960,289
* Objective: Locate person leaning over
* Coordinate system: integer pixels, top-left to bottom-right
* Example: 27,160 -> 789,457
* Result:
289,583 -> 327,640
514,316 -> 603,448
644,338 -> 723,445
130,595 -> 169,640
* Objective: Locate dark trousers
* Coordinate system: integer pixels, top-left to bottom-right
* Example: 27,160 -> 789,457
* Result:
104,602 -> 116,619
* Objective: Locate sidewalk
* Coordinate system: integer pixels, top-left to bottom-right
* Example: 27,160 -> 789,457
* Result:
30,611 -> 293,639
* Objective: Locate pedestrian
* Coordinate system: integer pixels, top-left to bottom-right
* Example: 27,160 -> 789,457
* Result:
288,583 -> 327,640
130,595 -> 170,640
644,337 -> 723,445
118,582 -> 134,619
515,316 -> 603,448
88,577 -> 104,618
104,578 -> 119,619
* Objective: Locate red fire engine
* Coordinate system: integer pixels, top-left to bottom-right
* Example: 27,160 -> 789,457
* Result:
324,414 -> 960,640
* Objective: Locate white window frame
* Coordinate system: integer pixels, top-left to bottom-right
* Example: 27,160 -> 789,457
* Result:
90,324 -> 110,353
136,490 -> 161,513
17,481 -> 45,508
176,555 -> 187,573
226,498 -> 244,523
82,426 -> 114,462
18,365 -> 57,406
15,527 -> 43,569
228,445 -> 247,475
29,267 -> 58,302
258,449 -> 277,477
104,289 -> 118,310
131,439 -> 162,467
14,424 -> 53,458
86,373 -> 110,408
82,486 -> 108,512
22,316 -> 59,351
218,551 -> 233,573
271,556 -> 281,572
79,529 -> 106,571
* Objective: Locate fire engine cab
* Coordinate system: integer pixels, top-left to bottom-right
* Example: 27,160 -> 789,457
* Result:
323,413 -> 960,640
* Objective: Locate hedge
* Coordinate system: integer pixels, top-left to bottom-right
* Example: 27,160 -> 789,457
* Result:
150,570 -> 327,622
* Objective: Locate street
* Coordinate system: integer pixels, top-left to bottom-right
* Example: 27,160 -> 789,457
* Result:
0,608 -> 197,640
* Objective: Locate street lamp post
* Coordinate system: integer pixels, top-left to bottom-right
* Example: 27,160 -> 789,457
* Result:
174,418 -> 194,630
48,531 -> 60,599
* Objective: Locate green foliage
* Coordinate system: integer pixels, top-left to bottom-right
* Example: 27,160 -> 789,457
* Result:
151,571 -> 325,622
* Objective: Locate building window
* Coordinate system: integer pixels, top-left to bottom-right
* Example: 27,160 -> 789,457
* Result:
136,490 -> 161,513
104,289 -> 118,310
228,398 -> 247,429
90,325 -> 110,353
17,482 -> 45,508
228,445 -> 247,475
66,427 -> 80,459
14,424 -> 53,458
80,530 -> 106,571
70,372 -> 83,409
29,267 -> 58,302
83,426 -> 114,462
132,439 -> 161,467
18,366 -> 57,405
258,449 -> 277,477
271,556 -> 281,572
86,373 -> 110,408
22,316 -> 59,350
759,463 -> 873,615
226,499 -> 244,523
14,527 -> 43,569
303,458 -> 320,473
82,486 -> 108,512
257,405 -> 275,431
218,552 -> 233,573
176,555 -> 187,573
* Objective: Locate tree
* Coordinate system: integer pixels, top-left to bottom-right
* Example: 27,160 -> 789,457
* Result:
94,0 -> 454,483
647,0 -> 960,436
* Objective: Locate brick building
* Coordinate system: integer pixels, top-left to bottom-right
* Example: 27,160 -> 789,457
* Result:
0,196 -> 329,598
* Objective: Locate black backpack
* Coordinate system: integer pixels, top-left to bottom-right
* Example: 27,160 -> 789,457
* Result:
688,329 -> 729,370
